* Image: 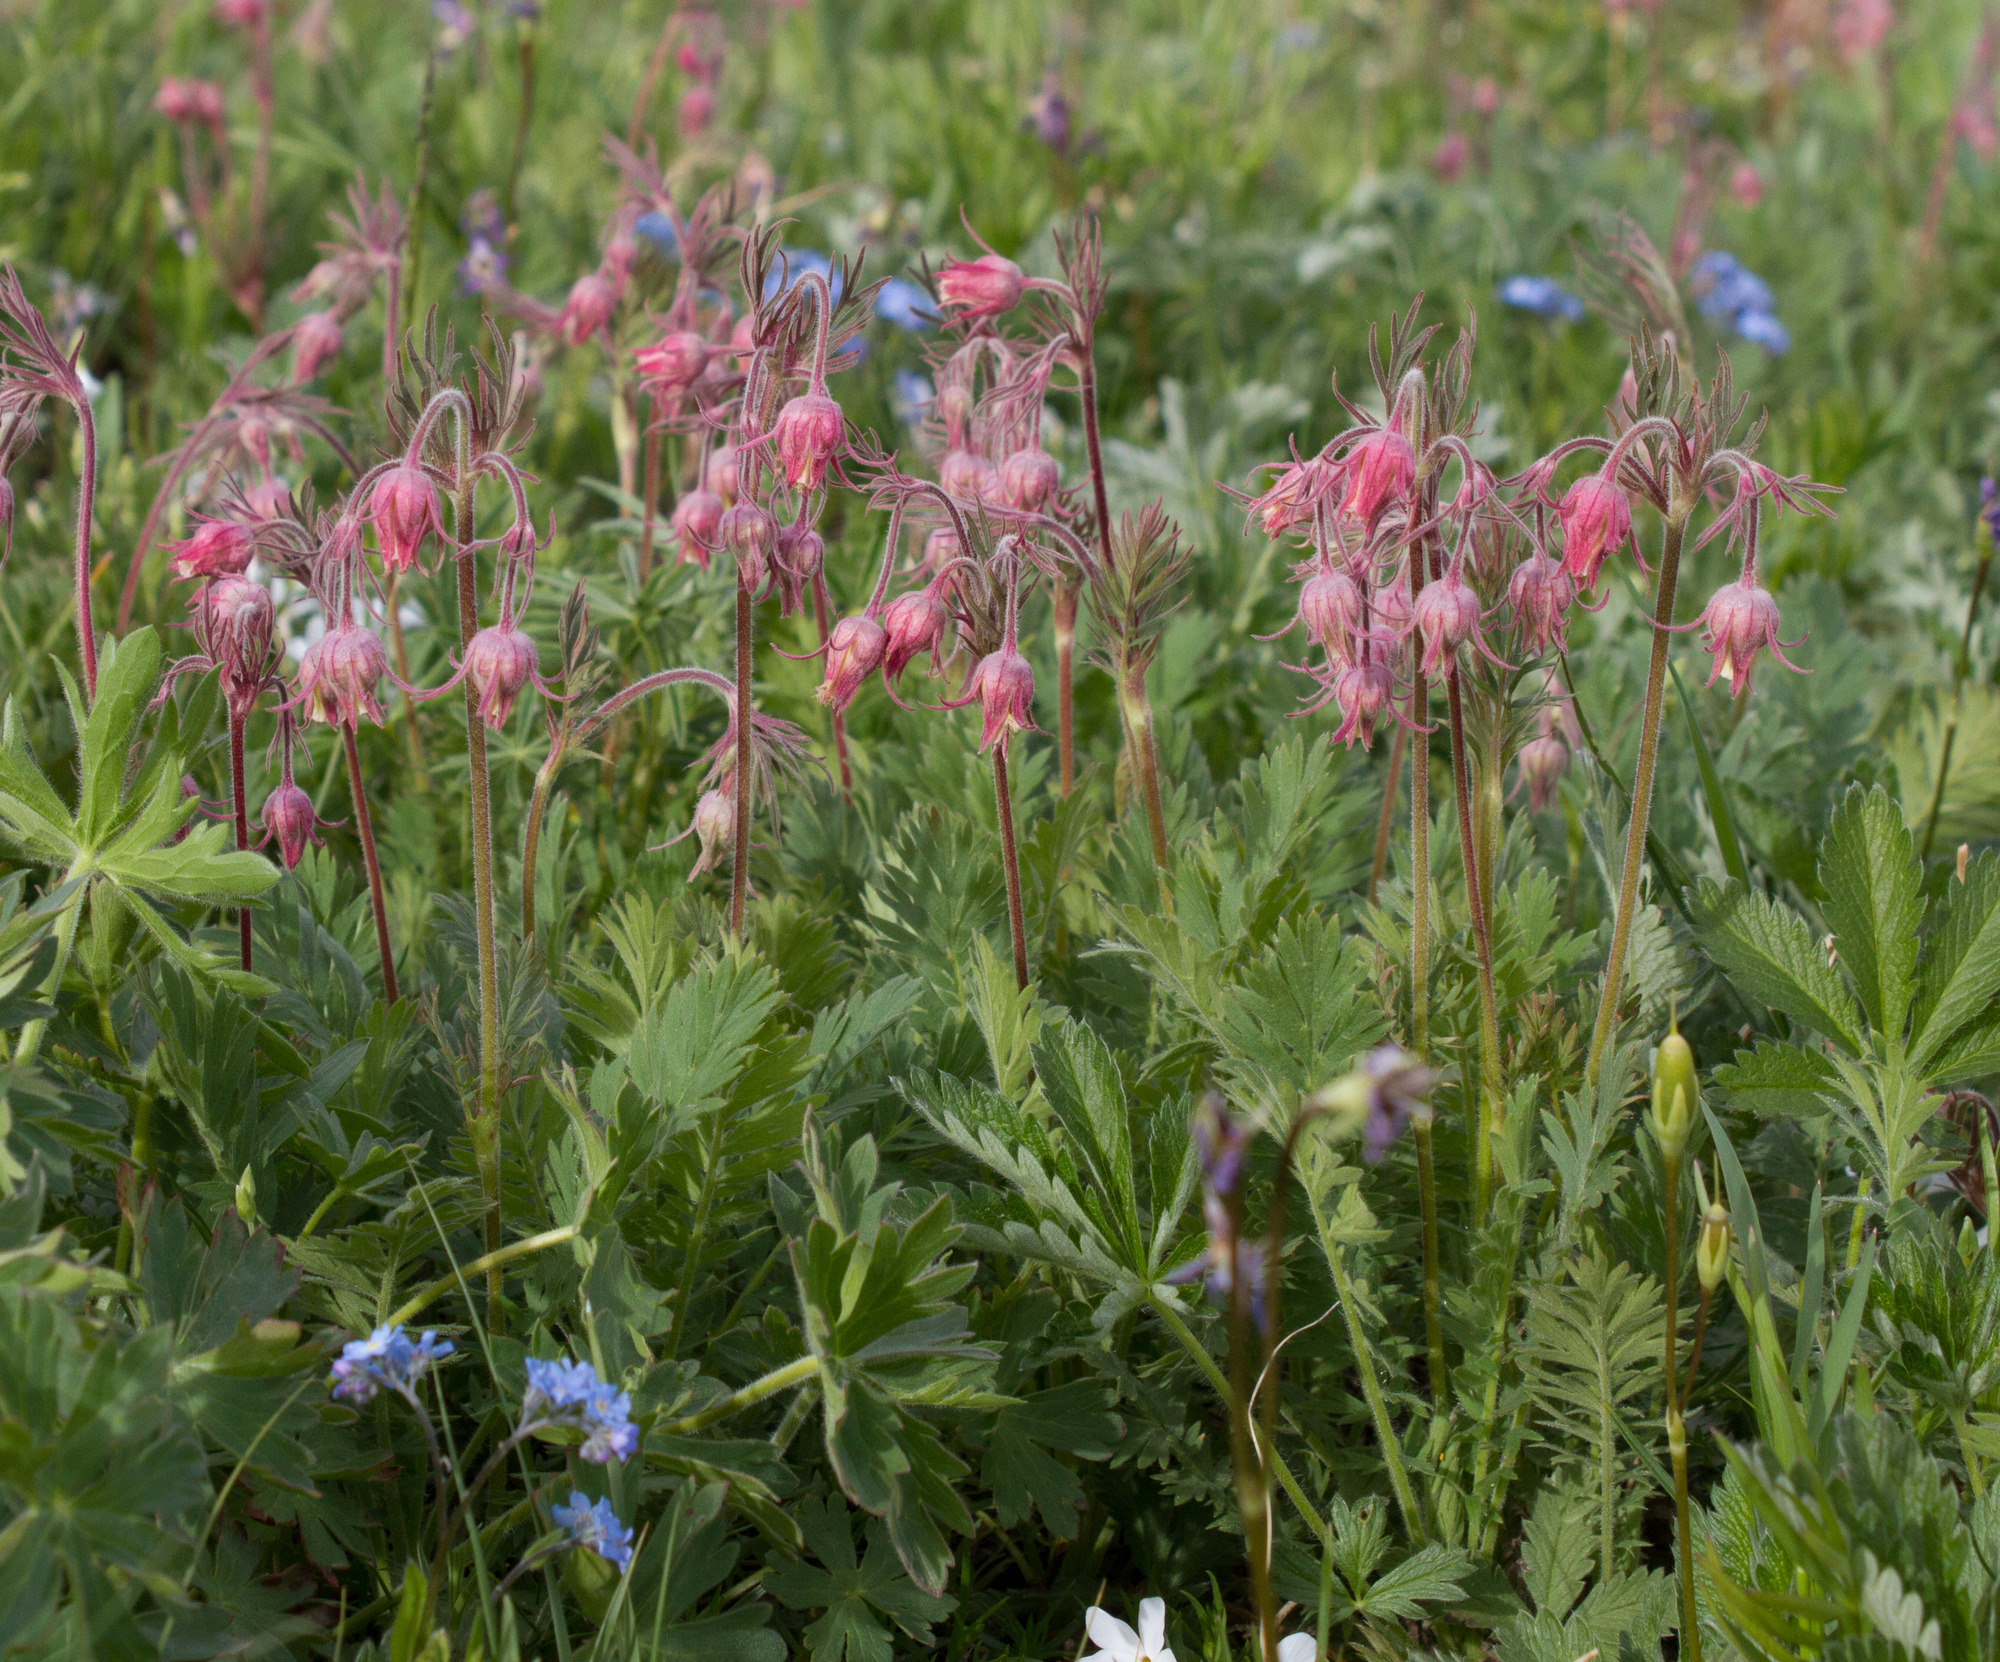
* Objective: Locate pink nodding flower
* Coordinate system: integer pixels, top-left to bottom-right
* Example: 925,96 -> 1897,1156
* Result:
882,588 -> 950,679
999,447 -> 1060,513
776,518 -> 825,585
960,647 -> 1037,752
1413,567 -> 1482,677
169,518 -> 254,582
1729,163 -> 1764,211
1558,471 -> 1631,589
369,463 -> 441,572
291,311 -> 345,384
1515,728 -> 1569,812
156,78 -> 225,126
817,616 -> 887,713
672,489 -> 725,570
687,788 -> 735,878
262,782 -> 319,870
720,502 -> 778,590
1430,131 -> 1471,183
940,449 -> 1000,503
1341,429 -> 1416,526
243,476 -> 292,521
1329,656 -> 1393,749
1508,551 -> 1575,654
203,574 -> 277,717
213,0 -> 268,26
296,623 -> 389,726
704,444 -> 740,504
774,391 -> 845,491
1291,567 -> 1364,663
1695,579 -> 1804,698
635,330 -> 711,398
462,624 -> 542,729
678,83 -> 716,138
937,253 -> 1025,319
1246,456 -> 1333,538
559,271 -> 618,346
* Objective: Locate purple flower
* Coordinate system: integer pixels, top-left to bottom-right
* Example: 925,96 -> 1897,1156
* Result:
1981,478 -> 1999,547
553,1492 -> 634,1570
1193,1094 -> 1253,1198
1026,68 -> 1071,153
1691,252 -> 1787,354
634,210 -> 680,258
1165,1195 -> 1272,1330
458,237 -> 509,296
1734,310 -> 1790,354
329,1325 -> 454,1404
1498,275 -> 1585,323
1354,1045 -> 1439,1162
433,0 -> 474,50
522,1355 -> 640,1463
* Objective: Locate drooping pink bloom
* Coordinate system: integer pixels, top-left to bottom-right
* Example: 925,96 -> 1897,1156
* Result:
704,444 -> 740,504
937,253 -> 1025,319
1558,471 -> 1631,589
291,310 -> 345,383
156,78 -> 226,126
678,84 -> 716,138
1728,163 -> 1764,211
202,574 -> 277,717
262,782 -> 319,870
213,0 -> 268,26
774,390 -> 845,490
999,446 -> 1060,513
1508,551 -> 1575,653
672,489 -> 725,570
882,588 -> 950,679
720,502 -> 778,590
460,625 -> 542,729
776,518 -> 825,585
1430,132 -> 1471,183
1341,429 -> 1416,526
1833,0 -> 1893,64
1329,656 -> 1393,749
1515,727 -> 1569,812
939,449 -> 1000,503
169,518 -> 254,581
687,788 -> 735,878
559,271 -> 618,346
242,476 -> 293,520
1413,567 -> 1482,677
1243,455 -> 1335,538
1695,579 -> 1804,698
1296,567 -> 1364,662
960,647 -> 1036,751
817,616 -> 887,713
369,463 -> 441,572
296,623 -> 389,726
635,329 -> 710,399
922,526 -> 961,579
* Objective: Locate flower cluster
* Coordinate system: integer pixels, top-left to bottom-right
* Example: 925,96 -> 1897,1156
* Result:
1692,251 -> 1789,354
522,1355 -> 641,1463
329,1324 -> 455,1404
552,1492 -> 635,1571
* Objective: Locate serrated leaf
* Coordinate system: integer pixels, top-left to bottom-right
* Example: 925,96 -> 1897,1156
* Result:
628,949 -> 784,1121
1818,786 -> 1924,1040
1910,850 -> 2000,1071
1691,877 -> 1864,1052
981,1378 -> 1122,1536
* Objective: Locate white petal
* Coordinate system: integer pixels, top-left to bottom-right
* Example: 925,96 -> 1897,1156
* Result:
1084,1609 -> 1139,1662
1136,1598 -> 1167,1659
1278,1635 -> 1318,1662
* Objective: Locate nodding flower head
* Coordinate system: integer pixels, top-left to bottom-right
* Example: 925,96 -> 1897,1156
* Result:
559,271 -> 618,346
1558,471 -> 1631,589
774,390 -> 845,491
291,310 -> 345,384
687,788 -> 735,878
1296,567 -> 1364,663
775,518 -> 825,603
329,1325 -> 454,1404
678,82 -> 716,138
882,587 -> 950,679
1312,1043 -> 1439,1163
720,502 -> 778,590
462,624 -> 541,729
1412,566 -> 1481,677
939,448 -> 1000,503
1341,428 -> 1417,526
703,444 -> 740,504
1246,455 -> 1334,538
963,646 -> 1037,751
261,781 -> 319,870
1515,725 -> 1569,812
203,574 -> 278,716
297,623 -> 388,727
1507,551 -> 1574,654
999,446 -> 1060,514
1329,655 -> 1393,749
937,252 -> 1025,318
635,329 -> 710,399
922,525 -> 961,580
243,476 -> 293,521
1695,577 -> 1802,698
169,518 -> 254,582
368,462 -> 441,573
671,489 -> 725,569
155,77 -> 225,126
817,615 -> 887,713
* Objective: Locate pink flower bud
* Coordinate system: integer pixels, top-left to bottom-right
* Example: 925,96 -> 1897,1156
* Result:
559,272 -> 618,346
1515,730 -> 1569,812
999,447 -> 1060,513
0,475 -> 13,562
1558,471 -> 1631,589
636,329 -> 711,399
774,390 -> 845,491
720,502 -> 777,589
1330,656 -> 1393,749
297,623 -> 388,726
243,476 -> 292,521
1728,163 -> 1764,210
1695,578 -> 1803,698
462,624 -> 540,729
368,462 -> 441,573
937,253 -> 1025,318
922,526 -> 961,579
1246,457 -> 1333,538
168,518 -> 254,581
1413,568 -> 1481,677
966,647 -> 1036,751
817,615 -> 887,712
776,518 -> 825,584
678,83 -> 716,138
156,78 -> 225,125
672,489 -> 725,570
940,449 -> 1000,503
1833,0 -> 1892,64
1341,429 -> 1416,526
602,233 -> 638,283
1430,131 -> 1471,183
262,782 -> 318,870
703,444 -> 740,503
291,310 -> 344,383
1507,552 -> 1575,654
688,788 -> 734,878
882,588 -> 949,679
213,0 -> 268,26
937,381 -> 975,438
203,574 -> 276,717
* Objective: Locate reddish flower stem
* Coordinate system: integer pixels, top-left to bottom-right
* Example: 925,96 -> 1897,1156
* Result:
73,397 -> 99,700
732,580 -> 752,938
229,712 -> 251,971
343,722 -> 399,1004
811,572 -> 853,795
992,740 -> 1029,989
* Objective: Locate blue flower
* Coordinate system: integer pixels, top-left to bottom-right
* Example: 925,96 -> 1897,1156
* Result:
553,1492 -> 634,1571
329,1326 -> 454,1404
1691,252 -> 1787,353
763,249 -> 843,305
522,1356 -> 640,1463
874,277 -> 934,331
633,210 -> 680,258
457,237 -> 508,297
1734,310 -> 1790,354
892,369 -> 935,426
1497,275 -> 1586,323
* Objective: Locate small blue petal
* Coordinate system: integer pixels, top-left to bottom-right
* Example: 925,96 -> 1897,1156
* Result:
874,277 -> 934,331
1497,275 -> 1585,322
633,211 -> 680,257
1733,310 -> 1789,354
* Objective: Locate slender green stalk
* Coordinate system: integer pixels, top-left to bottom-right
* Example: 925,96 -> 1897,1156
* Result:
521,751 -> 557,941
1445,668 -> 1505,1217
1055,580 -> 1078,797
386,1223 -> 579,1326
229,712 -> 252,972
14,881 -> 83,1066
1670,1407 -> 1702,1661
1409,556 -> 1449,1408
660,1354 -> 819,1435
1918,524 -> 1993,861
1585,508 -> 1689,1086
1117,661 -> 1170,876
731,581 -> 752,937
342,723 -> 398,1003
72,397 -> 99,700
1664,1150 -> 1700,1655
1367,724 -> 1406,905
504,25 -> 536,232
992,741 -> 1030,989
1316,1208 -> 1425,1542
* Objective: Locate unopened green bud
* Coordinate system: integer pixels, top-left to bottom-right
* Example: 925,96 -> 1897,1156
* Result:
235,1165 -> 257,1226
1666,1404 -> 1687,1459
1697,1201 -> 1731,1292
1649,1025 -> 1699,1165
1959,1214 -> 1980,1270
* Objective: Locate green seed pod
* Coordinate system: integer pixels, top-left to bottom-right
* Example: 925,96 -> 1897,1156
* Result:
1650,1024 -> 1699,1165
1697,1201 -> 1731,1292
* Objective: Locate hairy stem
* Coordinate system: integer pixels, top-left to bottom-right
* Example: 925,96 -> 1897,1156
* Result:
1446,668 -> 1505,1218
992,741 -> 1030,989
521,754 -> 557,942
343,723 -> 399,1004
1368,724 -> 1406,904
1585,509 -> 1688,1086
73,397 -> 99,700
1670,1409 -> 1702,1662
13,881 -> 82,1066
639,410 -> 662,582
1055,579 -> 1077,798
1409,558 -> 1448,1408
228,712 -> 252,971
1918,528 -> 1993,861
1118,659 -> 1171,876
732,582 -> 752,937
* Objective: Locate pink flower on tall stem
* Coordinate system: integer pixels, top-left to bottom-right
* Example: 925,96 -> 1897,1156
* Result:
368,462 -> 441,572
1558,470 -> 1631,588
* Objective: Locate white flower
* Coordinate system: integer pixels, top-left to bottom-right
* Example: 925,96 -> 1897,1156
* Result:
1082,1600 -> 1174,1662
1277,1637 -> 1318,1662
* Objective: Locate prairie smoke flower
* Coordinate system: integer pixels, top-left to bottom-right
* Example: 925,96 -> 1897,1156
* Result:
157,77 -> 226,126
1515,722 -> 1569,812
1694,577 -> 1803,697
672,489 -> 724,568
634,329 -> 710,399
720,502 -> 777,589
1412,565 -> 1482,676
1341,428 -> 1416,526
1429,131 -> 1471,182
1328,656 -> 1392,749
168,518 -> 253,581
291,310 -> 344,384
685,788 -> 735,878
558,271 -> 618,346
242,476 -> 292,521
1729,164 -> 1764,210
261,781 -> 319,870
922,525 -> 960,579
958,646 -> 1036,751
939,448 -> 1000,503
999,446 -> 1060,513
296,623 -> 389,726
522,1355 -> 640,1463
817,616 -> 887,713
774,390 -> 845,491
329,1325 -> 454,1404
1243,455 -> 1334,538
703,444 -> 739,503
1558,471 -> 1631,589
1497,275 -> 1585,322
1294,566 -> 1364,662
1507,551 -> 1574,653
214,0 -> 267,22
461,625 -> 543,729
552,1493 -> 635,1572
678,84 -> 716,138
1082,1600 -> 1175,1662
202,574 -> 278,717
368,463 -> 441,572
882,588 -> 950,679
936,253 -> 1025,319
776,517 -> 825,585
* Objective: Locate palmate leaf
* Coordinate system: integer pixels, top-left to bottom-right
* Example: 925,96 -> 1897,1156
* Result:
1210,913 -> 1387,1110
1817,786 -> 1925,1040
979,1377 -> 1122,1537
627,948 -> 785,1123
859,807 -> 1004,1005
765,1494 -> 954,1662
624,1481 -> 785,1662
1690,877 -> 1864,1052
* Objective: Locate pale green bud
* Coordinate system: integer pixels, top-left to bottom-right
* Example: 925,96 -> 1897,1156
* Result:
1697,1201 -> 1731,1292
1649,1025 -> 1699,1165
234,1164 -> 257,1226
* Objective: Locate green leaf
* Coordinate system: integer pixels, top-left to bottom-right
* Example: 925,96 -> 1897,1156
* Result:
76,627 -> 161,845
1817,786 -> 1923,1040
628,949 -> 784,1122
1690,877 -> 1865,1052
765,1495 -> 955,1662
1910,849 -> 2000,1070
1210,912 -> 1387,1109
1713,1040 -> 1842,1122
1031,1017 -> 1142,1270
980,1378 -> 1122,1536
